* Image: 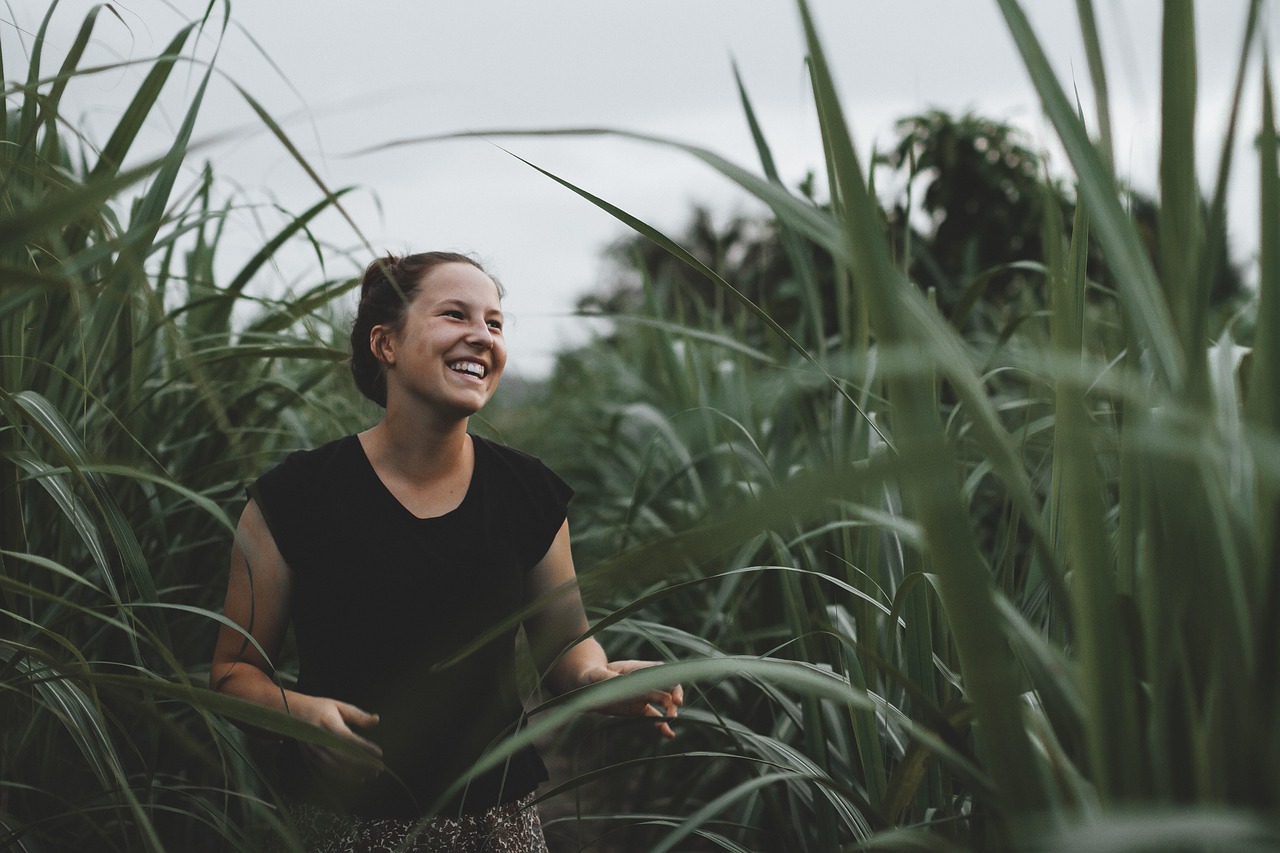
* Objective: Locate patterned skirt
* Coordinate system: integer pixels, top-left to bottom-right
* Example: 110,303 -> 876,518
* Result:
282,791 -> 548,853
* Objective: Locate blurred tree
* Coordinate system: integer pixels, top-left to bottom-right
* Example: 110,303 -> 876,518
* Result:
581,207 -> 811,354
881,110 -> 1048,317
584,109 -> 1247,345
882,109 -> 1247,325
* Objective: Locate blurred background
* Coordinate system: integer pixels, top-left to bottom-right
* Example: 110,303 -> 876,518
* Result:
9,1 -> 1267,375
5,2 -> 1280,850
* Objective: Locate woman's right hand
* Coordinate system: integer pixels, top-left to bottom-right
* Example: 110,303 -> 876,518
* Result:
293,695 -> 383,782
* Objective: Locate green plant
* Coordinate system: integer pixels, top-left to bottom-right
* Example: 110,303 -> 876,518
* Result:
419,1 -> 1280,849
6,0 -> 1280,850
1,6 -> 373,849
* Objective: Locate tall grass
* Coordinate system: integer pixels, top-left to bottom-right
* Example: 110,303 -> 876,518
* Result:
459,0 -> 1280,849
5,0 -> 1280,851
1,6 -> 372,850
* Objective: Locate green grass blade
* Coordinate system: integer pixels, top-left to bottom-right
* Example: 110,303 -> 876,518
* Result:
224,189 -> 353,302
1248,62 -> 1280,435
36,6 -> 116,165
431,656 -> 876,815
14,1 -> 57,149
86,23 -> 199,181
1055,202 -> 1146,800
7,390 -> 159,612
1158,0 -> 1205,388
796,0 -> 1049,821
1248,60 -> 1280,729
1197,1 -> 1261,335
733,62 -> 827,354
996,0 -> 1184,389
0,157 -> 169,251
1074,0 -> 1114,170
231,83 -> 374,256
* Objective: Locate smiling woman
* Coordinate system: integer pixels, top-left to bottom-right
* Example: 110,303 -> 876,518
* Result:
209,252 -> 683,851
372,259 -> 508,428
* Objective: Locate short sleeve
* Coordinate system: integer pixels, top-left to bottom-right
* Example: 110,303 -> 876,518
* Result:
473,436 -> 574,570
246,450 -> 310,572
245,438 -> 349,574
518,460 -> 574,568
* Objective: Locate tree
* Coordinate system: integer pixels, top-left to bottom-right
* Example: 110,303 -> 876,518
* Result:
881,109 -> 1247,326
586,109 -> 1247,352
880,110 -> 1049,316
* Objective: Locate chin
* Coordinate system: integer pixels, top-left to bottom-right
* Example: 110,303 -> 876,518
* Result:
452,394 -> 495,417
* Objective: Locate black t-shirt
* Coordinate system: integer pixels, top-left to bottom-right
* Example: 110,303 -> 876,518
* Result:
249,433 -> 573,817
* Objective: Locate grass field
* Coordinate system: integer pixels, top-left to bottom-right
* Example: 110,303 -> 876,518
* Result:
3,1 -> 1278,850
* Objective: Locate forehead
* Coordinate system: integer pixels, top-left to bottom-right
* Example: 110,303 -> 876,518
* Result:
414,262 -> 502,309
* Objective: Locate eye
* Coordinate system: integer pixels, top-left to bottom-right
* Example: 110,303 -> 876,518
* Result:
442,310 -> 464,320
487,318 -> 504,331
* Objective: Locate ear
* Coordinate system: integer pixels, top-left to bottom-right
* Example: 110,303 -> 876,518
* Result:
370,325 -> 396,368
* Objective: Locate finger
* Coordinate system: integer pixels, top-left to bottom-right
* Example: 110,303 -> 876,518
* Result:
608,659 -> 657,676
336,702 -> 381,730
672,684 -> 685,707
320,707 -> 382,758
323,720 -> 383,758
644,702 -> 677,740
642,688 -> 680,714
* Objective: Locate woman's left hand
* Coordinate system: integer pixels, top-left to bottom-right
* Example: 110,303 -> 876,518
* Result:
579,660 -> 684,739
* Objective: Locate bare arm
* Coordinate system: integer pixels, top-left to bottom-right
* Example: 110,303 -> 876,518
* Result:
211,499 -> 382,774
523,520 -> 683,738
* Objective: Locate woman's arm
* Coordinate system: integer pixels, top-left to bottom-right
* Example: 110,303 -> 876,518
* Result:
523,520 -> 683,738
211,499 -> 382,775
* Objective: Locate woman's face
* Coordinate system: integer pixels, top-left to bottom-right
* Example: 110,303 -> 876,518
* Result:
375,262 -> 506,418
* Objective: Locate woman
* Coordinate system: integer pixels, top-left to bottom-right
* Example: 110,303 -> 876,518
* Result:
211,252 -> 682,852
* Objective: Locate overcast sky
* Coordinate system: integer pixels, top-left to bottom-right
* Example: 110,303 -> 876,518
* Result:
6,1 -> 1275,376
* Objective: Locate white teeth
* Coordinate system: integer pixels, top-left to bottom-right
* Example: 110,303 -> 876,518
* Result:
450,361 -> 485,378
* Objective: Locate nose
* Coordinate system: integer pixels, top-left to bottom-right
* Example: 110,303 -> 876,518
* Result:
464,319 -> 494,349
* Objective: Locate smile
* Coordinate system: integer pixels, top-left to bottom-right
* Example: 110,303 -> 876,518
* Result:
449,360 -> 487,379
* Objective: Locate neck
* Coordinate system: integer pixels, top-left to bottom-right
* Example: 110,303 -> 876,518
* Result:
362,403 -> 471,482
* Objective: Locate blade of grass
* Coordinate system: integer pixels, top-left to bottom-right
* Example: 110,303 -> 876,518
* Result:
1074,0 -> 1114,171
1053,198 -> 1146,801
733,61 -> 827,356
796,0 -> 1049,824
996,0 -> 1184,390
1158,0 -> 1205,391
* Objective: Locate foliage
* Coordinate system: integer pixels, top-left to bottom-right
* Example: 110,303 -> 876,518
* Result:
0,6 -> 371,850
5,0 -> 1280,851
881,108 -> 1051,316
494,0 -> 1280,850
588,108 -> 1248,354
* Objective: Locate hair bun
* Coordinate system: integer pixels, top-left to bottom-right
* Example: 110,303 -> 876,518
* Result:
360,254 -> 402,299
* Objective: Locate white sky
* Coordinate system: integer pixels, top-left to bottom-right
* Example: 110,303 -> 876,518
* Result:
5,1 -> 1276,377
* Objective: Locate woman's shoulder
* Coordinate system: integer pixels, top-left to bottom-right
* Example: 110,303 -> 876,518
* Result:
471,434 -> 573,501
471,433 -> 545,470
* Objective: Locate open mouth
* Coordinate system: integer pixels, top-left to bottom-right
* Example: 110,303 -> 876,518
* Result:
449,360 -> 487,379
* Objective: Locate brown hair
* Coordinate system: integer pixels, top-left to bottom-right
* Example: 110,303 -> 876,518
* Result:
349,252 -> 501,407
